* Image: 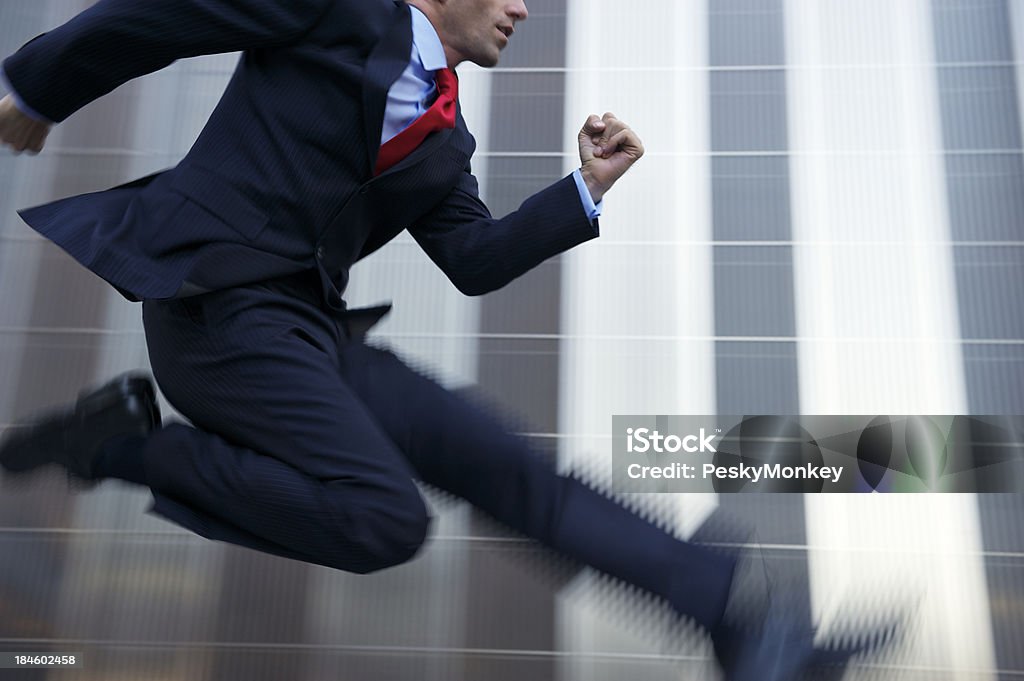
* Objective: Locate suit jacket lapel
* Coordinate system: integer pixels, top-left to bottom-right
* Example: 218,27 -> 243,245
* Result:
362,1 -> 414,174
377,72 -> 464,179
378,125 -> 453,179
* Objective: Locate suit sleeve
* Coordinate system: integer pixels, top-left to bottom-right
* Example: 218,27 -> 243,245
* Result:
409,170 -> 600,296
2,0 -> 333,123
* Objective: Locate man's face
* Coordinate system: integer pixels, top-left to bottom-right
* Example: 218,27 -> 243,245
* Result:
436,0 -> 528,67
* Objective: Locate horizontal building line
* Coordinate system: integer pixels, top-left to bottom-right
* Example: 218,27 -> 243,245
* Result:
0,527 -> 533,544
577,240 -> 1024,247
33,147 -> 1024,158
477,149 -> 1024,157
376,239 -> 1024,248
486,60 -> 1024,72
0,639 -> 707,662
172,60 -> 1024,76
359,335 -> 1024,345
0,528 -> 1023,561
0,639 -> 1017,675
0,429 -> 586,439
4,233 -> 1022,248
0,431 -> 1019,444
0,327 -> 1020,345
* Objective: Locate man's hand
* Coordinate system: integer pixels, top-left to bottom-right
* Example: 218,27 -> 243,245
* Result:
0,94 -> 51,154
578,112 -> 644,203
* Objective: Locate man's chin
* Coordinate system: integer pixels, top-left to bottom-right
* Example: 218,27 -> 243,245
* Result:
471,50 -> 501,68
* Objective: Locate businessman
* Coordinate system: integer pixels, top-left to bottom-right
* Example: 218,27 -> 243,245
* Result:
0,1 -> 888,678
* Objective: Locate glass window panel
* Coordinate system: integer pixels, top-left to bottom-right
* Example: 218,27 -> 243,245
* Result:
714,245 -> 796,337
714,340 -> 800,413
710,71 -> 789,151
712,156 -> 792,241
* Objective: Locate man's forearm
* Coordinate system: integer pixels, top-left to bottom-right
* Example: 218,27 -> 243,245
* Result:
411,173 -> 599,296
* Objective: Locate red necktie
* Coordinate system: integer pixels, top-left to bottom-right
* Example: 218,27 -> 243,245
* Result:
375,68 -> 458,176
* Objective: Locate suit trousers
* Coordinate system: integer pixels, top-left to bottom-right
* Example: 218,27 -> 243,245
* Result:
139,271 -> 734,629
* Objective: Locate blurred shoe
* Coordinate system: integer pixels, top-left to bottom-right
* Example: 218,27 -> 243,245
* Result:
0,373 -> 160,482
695,509 -> 898,681
712,603 -> 814,681
711,599 -> 897,681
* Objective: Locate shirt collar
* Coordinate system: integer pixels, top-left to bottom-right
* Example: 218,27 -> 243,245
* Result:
409,5 -> 448,72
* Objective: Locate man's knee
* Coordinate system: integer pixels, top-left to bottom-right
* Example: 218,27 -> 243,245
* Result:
345,487 -> 431,574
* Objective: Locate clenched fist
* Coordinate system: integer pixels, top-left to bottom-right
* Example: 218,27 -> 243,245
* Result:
577,112 -> 644,203
0,94 -> 51,154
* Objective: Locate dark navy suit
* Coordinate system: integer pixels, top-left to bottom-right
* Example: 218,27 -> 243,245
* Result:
4,0 -> 733,629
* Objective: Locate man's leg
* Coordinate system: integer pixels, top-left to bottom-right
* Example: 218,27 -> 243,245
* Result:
335,339 -> 735,630
139,283 -> 429,574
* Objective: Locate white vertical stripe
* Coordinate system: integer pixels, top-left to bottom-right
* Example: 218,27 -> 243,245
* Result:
1010,0 -> 1024,151
558,1 -> 718,677
455,65 -> 494,205
785,0 -> 995,676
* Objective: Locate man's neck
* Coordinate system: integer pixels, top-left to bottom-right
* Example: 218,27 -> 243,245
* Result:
404,0 -> 460,68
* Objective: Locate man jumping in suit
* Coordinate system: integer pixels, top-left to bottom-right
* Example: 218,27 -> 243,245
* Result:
0,1 -> 890,678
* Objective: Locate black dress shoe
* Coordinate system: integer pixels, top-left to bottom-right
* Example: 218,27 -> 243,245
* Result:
0,373 -> 161,482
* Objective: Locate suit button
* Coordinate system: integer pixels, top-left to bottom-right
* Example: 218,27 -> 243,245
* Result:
316,245 -> 325,260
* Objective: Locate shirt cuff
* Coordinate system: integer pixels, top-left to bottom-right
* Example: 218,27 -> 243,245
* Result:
572,168 -> 603,221
1,66 -> 53,124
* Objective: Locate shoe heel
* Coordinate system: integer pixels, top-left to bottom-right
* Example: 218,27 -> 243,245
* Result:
76,373 -> 154,417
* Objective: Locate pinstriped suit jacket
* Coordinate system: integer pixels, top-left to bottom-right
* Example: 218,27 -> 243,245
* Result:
3,0 -> 599,307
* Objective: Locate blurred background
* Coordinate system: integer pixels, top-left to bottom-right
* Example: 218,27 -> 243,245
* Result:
1,0 -> 1022,678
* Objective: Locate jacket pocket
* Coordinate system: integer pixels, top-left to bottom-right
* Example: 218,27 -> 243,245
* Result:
168,165 -> 269,241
